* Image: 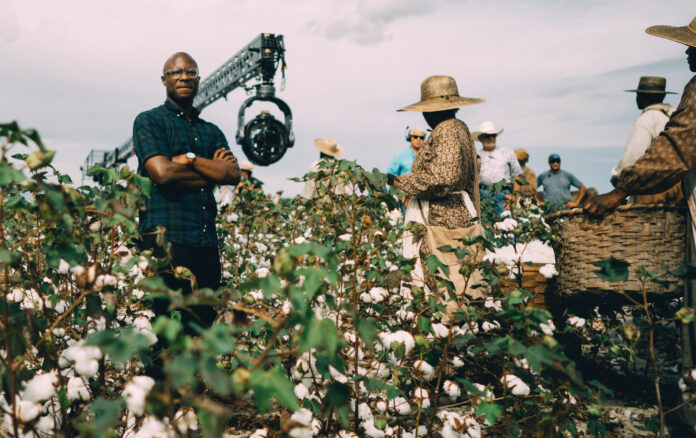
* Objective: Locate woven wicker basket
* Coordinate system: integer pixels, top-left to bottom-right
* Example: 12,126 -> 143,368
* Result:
500,264 -> 551,309
547,205 -> 687,296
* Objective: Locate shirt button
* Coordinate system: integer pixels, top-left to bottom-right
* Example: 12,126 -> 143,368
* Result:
194,137 -> 198,141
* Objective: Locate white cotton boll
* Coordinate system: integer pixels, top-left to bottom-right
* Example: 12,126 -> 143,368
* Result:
336,431 -> 359,438
288,408 -> 314,438
255,267 -> 270,278
122,376 -> 155,416
470,383 -> 494,402
431,323 -> 450,338
174,409 -> 198,433
132,288 -> 146,299
389,396 -> 411,415
539,320 -> 556,336
452,356 -> 465,368
484,297 -> 503,312
227,213 -> 239,223
360,292 -> 374,304
567,316 -> 586,329
494,218 -> 518,232
294,383 -> 309,400
400,286 -> 414,301
343,332 -> 356,344
7,288 -> 24,303
363,421 -> 386,438
311,419 -> 321,435
52,328 -> 66,337
95,274 -> 118,289
67,377 -> 91,402
369,287 -> 389,303
357,403 -> 373,421
368,360 -> 390,380
57,259 -> 71,274
254,242 -> 269,253
329,366 -> 349,384
249,290 -> 264,301
282,300 -> 292,315
89,221 -> 101,232
20,371 -> 58,402
413,387 -> 430,408
21,289 -> 44,310
396,309 -> 415,322
133,416 -> 171,438
138,259 -> 150,272
443,380 -> 461,399
250,429 -> 268,438
35,414 -> 56,435
514,357 -> 530,371
375,400 -> 387,413
52,299 -> 68,314
133,316 -> 152,331
413,360 -> 436,381
460,322 -> 479,336
338,234 -> 352,242
481,321 -> 501,333
501,374 -> 530,396
539,263 -> 558,279
15,397 -> 40,423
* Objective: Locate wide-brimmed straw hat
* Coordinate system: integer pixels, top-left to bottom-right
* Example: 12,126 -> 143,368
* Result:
646,17 -> 696,48
240,161 -> 254,172
514,148 -> 529,162
471,121 -> 504,141
398,75 -> 485,112
314,138 -> 344,157
624,76 -> 676,94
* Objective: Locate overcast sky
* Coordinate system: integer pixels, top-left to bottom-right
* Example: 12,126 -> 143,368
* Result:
1,0 -> 695,196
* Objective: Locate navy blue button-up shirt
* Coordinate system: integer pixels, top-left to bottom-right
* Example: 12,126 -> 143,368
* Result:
133,101 -> 230,247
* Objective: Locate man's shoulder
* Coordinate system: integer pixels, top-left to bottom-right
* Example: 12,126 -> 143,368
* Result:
134,104 -> 168,125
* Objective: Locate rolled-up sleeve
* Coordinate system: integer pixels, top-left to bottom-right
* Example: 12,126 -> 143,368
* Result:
617,76 -> 696,195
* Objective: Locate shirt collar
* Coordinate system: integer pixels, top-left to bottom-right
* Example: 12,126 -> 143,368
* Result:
164,100 -> 200,119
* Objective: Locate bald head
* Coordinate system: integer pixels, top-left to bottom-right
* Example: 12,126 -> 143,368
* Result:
163,52 -> 197,74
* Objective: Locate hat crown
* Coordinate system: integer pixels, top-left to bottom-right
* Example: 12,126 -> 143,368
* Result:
690,17 -> 696,32
637,76 -> 667,92
477,120 -> 498,134
420,75 -> 460,101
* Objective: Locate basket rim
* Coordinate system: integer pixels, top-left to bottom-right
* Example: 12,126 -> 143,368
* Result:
546,203 -> 687,222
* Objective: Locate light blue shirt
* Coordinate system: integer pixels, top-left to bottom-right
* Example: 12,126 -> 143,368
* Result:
386,147 -> 415,176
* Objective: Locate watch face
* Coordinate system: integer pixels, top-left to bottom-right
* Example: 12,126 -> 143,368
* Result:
186,152 -> 195,160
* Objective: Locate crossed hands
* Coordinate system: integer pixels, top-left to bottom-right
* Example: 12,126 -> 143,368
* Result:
171,148 -> 238,167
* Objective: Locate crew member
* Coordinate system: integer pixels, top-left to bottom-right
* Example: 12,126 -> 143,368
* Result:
474,121 -> 522,215
133,52 -> 240,336
387,126 -> 426,214
515,148 -> 537,199
612,76 -> 682,203
301,138 -> 346,199
537,154 -> 585,208
235,160 -> 264,196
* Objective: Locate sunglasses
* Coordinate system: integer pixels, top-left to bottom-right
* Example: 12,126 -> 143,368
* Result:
411,135 -> 425,140
549,159 -> 560,164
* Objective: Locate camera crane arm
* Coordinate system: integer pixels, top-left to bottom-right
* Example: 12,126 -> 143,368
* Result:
82,33 -> 292,183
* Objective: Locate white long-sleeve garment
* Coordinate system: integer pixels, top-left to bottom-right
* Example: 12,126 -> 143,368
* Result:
612,103 -> 675,177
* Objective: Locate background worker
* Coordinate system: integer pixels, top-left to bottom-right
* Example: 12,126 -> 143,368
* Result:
474,120 -> 522,216
301,138 -> 346,199
387,126 -> 426,214
235,160 -> 264,196
612,76 -> 682,204
537,153 -> 586,208
515,148 -> 537,199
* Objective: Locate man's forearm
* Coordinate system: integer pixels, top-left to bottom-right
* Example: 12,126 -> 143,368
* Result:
192,157 -> 240,185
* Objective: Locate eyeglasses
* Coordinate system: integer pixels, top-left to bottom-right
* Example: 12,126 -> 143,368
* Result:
163,68 -> 199,80
411,135 -> 425,140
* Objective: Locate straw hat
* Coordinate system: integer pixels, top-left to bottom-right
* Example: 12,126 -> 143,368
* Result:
646,17 -> 696,48
514,148 -> 529,162
471,121 -> 504,141
314,138 -> 344,157
398,75 -> 485,112
240,161 -> 254,172
624,76 -> 676,94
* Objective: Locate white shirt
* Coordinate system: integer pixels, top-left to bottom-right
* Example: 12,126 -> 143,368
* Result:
478,146 -> 523,186
301,158 -> 347,199
613,103 -> 675,177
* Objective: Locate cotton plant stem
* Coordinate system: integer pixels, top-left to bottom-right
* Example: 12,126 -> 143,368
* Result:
640,280 -> 665,438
